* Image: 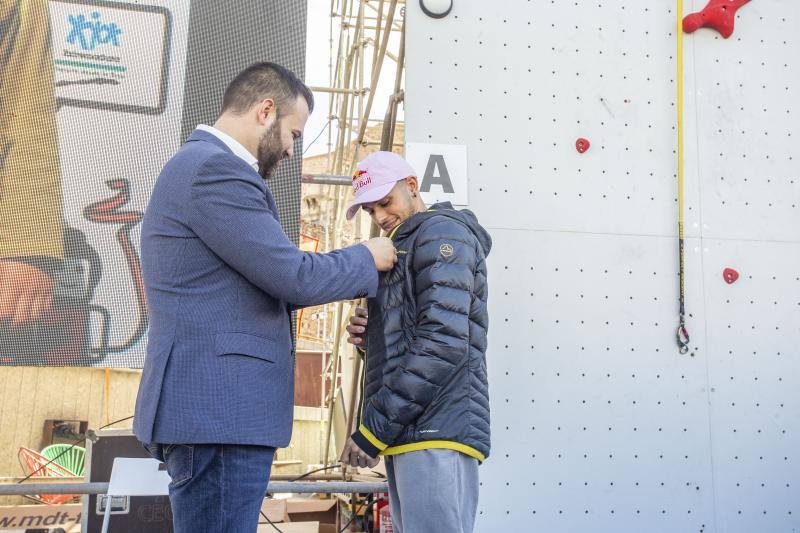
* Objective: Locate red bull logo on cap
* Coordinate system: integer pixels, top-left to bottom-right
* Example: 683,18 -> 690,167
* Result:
352,169 -> 372,194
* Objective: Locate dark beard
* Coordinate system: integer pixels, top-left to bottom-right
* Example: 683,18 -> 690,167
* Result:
257,121 -> 285,180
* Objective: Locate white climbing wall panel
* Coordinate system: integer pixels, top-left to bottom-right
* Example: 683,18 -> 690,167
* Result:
405,1 -> 799,531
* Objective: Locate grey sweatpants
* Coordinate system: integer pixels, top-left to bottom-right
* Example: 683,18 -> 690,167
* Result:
385,449 -> 479,533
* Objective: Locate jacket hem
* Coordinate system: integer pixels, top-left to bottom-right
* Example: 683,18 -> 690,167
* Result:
381,440 -> 486,463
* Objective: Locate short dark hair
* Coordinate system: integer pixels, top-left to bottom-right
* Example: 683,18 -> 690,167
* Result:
220,62 -> 314,117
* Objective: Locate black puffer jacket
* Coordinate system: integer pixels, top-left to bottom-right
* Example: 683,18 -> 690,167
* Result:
351,203 -> 491,462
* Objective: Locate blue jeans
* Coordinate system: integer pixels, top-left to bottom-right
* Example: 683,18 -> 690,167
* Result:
144,443 -> 275,533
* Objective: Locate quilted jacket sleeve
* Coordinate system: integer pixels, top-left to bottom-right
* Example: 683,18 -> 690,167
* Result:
352,217 -> 477,457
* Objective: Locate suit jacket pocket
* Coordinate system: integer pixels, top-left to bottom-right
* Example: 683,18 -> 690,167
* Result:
215,332 -> 278,363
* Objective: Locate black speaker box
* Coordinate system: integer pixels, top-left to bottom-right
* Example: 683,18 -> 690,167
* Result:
82,429 -> 173,533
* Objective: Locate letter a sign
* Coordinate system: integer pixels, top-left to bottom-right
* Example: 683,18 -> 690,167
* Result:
405,143 -> 469,206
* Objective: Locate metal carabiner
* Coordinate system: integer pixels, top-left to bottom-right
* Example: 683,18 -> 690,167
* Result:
676,323 -> 690,355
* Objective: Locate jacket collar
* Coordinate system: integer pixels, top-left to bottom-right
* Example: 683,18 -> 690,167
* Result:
194,125 -> 259,170
185,128 -> 280,217
186,128 -> 231,152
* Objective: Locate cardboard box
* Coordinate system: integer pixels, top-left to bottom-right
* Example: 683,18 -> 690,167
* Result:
260,498 -> 290,523
286,497 -> 337,524
256,497 -> 338,533
257,522 -> 320,533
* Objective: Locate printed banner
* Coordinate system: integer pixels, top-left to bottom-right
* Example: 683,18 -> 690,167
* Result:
0,0 -> 307,367
50,0 -> 173,115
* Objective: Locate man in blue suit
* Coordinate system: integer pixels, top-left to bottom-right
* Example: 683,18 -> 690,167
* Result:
133,62 -> 397,532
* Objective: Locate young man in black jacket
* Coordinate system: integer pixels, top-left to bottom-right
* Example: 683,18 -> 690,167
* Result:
340,151 -> 491,533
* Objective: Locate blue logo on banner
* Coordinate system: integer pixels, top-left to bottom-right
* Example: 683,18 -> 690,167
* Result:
66,11 -> 123,51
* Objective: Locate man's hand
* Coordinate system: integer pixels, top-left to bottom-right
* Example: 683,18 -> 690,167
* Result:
339,437 -> 380,469
0,260 -> 54,326
346,306 -> 368,347
363,237 -> 397,272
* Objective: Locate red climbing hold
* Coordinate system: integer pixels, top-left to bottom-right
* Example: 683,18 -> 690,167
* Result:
575,138 -> 590,154
723,268 -> 739,284
682,0 -> 751,39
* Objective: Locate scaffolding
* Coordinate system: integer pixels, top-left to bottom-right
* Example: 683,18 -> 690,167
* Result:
300,0 -> 406,475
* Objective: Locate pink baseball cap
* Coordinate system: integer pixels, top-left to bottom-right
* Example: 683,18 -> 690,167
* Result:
346,151 -> 417,220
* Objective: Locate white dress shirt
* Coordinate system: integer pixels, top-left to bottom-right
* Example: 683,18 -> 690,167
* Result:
196,124 -> 259,172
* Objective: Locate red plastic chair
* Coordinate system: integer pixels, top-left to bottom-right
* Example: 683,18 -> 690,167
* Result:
17,447 -> 80,504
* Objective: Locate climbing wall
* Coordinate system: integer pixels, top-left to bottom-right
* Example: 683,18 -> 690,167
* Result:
685,2 -> 800,530
405,1 -> 799,531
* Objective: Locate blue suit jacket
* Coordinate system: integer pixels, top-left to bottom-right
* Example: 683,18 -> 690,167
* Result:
133,130 -> 377,446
